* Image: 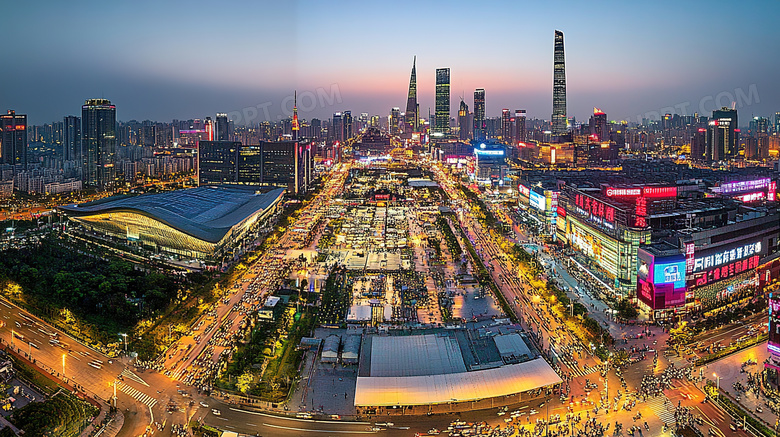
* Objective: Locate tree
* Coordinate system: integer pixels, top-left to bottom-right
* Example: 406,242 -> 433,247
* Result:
236,371 -> 254,394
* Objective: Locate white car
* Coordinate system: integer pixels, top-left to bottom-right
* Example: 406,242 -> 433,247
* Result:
211,409 -> 221,416
200,402 -> 209,408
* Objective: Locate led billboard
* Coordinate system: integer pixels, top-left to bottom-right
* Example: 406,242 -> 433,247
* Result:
653,260 -> 686,290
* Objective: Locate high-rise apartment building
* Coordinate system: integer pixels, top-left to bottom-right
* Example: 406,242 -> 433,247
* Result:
552,30 -> 567,136
434,68 -> 451,136
82,99 -> 117,188
343,111 -> 353,140
332,112 -> 343,142
63,115 -> 81,163
0,110 -> 28,168
501,109 -> 511,142
473,89 -> 486,141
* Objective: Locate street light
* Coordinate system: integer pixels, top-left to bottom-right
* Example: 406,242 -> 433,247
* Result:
62,354 -> 66,377
713,373 -> 720,391
120,333 -> 127,352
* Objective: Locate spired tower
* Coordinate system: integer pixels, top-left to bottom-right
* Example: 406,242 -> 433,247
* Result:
404,56 -> 418,135
292,90 -> 299,141
552,30 -> 567,136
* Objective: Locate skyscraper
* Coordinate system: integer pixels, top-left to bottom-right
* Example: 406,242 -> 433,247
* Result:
215,112 -> 229,141
706,107 -> 738,161
775,112 -> 780,134
514,110 -> 527,144
0,110 -> 27,168
404,56 -> 418,135
473,89 -> 486,141
63,115 -> 81,163
552,30 -> 567,136
501,109 -> 511,142
343,111 -> 353,140
434,68 -> 451,136
390,108 -> 401,136
332,112 -> 343,142
458,100 -> 470,141
590,108 -> 608,142
82,99 -> 117,188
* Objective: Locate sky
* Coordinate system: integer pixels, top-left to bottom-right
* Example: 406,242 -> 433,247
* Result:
2,0 -> 779,126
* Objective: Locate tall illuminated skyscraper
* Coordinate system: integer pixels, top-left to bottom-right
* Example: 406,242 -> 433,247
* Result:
458,99 -> 469,141
82,99 -> 116,188
514,110 -> 526,143
0,110 -> 27,168
404,56 -> 418,135
434,68 -> 451,136
473,88 -> 486,141
343,111 -> 353,140
552,30 -> 567,136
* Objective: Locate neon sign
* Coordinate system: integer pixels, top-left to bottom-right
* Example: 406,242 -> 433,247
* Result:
518,184 -> 530,197
713,178 -> 771,194
606,187 -> 641,197
694,255 -> 759,286
643,186 -> 677,198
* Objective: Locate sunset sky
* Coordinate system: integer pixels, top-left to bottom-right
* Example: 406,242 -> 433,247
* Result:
2,0 -> 778,125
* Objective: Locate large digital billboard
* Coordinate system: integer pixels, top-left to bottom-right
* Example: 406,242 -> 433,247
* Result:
769,293 -> 780,356
654,260 -> 686,290
530,190 -> 546,211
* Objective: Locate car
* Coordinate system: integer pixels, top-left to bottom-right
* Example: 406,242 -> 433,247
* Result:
211,409 -> 221,416
200,402 -> 209,408
529,409 -> 538,415
729,424 -> 737,431
757,406 -> 764,413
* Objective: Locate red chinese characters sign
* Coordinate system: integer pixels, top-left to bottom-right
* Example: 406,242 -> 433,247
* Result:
694,255 -> 759,287
574,194 -> 615,223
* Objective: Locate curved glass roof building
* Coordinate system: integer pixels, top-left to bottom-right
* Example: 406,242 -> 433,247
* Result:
58,185 -> 285,260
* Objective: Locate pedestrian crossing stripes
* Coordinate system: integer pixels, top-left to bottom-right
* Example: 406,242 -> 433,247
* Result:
118,382 -> 157,409
120,368 -> 148,387
645,396 -> 675,424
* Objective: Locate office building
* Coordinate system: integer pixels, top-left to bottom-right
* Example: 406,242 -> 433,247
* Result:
552,30 -> 567,136
706,107 -> 738,161
404,57 -> 418,135
63,115 -> 81,163
0,110 -> 28,168
199,141 -> 240,185
216,113 -> 230,141
473,89 -> 486,141
82,99 -> 117,188
434,68 -> 451,136
458,100 -> 470,141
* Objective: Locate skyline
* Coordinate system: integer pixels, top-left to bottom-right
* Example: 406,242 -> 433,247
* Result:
2,0 -> 779,125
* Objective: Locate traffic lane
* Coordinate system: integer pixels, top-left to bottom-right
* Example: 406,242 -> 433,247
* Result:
204,406 -> 379,436
0,299 -> 124,398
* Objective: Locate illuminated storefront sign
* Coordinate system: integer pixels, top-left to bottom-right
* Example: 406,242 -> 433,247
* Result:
605,187 -> 642,197
556,206 -> 566,218
530,191 -> 546,211
713,178 -> 771,194
518,184 -> 530,197
643,186 -> 677,198
694,255 -> 759,287
685,242 -> 695,273
736,192 -> 766,203
692,242 -> 761,273
474,149 -> 504,156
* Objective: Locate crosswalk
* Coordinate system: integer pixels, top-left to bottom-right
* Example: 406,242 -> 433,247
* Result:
117,382 -> 157,409
120,368 -> 148,387
645,396 -> 675,424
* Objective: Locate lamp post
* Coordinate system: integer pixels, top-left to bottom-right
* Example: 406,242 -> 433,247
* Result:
120,333 -> 127,352
62,354 -> 66,377
713,373 -> 720,391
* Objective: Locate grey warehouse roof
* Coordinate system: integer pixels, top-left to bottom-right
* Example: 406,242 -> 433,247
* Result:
59,185 -> 286,243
